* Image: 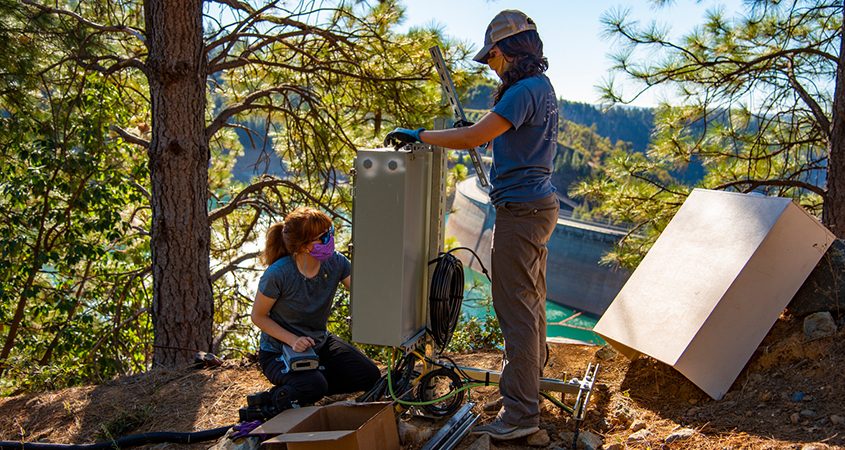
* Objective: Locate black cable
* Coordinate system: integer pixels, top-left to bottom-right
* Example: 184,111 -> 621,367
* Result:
0,426 -> 233,450
428,252 -> 464,350
437,246 -> 491,282
427,247 -> 491,351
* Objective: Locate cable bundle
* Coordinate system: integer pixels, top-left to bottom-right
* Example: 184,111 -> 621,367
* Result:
428,251 -> 464,350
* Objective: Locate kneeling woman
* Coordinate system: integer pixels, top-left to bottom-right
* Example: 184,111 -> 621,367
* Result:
251,207 -> 380,410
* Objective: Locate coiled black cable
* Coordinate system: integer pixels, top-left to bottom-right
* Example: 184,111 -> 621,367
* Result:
0,425 -> 233,450
428,247 -> 490,351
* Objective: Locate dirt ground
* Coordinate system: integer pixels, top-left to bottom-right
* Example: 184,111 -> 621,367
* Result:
1,313 -> 843,449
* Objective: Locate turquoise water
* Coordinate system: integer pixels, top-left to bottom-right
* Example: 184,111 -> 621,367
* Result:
460,266 -> 605,345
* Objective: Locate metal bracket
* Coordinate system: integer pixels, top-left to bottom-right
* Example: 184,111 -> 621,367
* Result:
571,362 -> 599,421
429,46 -> 490,187
420,402 -> 479,450
400,328 -> 427,352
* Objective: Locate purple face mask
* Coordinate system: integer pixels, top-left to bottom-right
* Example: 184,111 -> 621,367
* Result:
309,227 -> 334,261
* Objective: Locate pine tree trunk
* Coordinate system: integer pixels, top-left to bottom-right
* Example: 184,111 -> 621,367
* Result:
827,9 -> 845,238
144,0 -> 212,367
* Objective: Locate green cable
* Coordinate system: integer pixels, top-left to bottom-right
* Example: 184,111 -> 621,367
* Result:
540,391 -> 574,414
382,352 -> 575,411
385,353 -> 487,407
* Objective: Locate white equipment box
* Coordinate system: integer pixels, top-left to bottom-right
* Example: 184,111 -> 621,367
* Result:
351,148 -> 435,347
594,189 -> 835,399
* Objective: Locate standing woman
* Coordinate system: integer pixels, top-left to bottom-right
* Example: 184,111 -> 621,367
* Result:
385,9 -> 559,441
251,207 -> 380,413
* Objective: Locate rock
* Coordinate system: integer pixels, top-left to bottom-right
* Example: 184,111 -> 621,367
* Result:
579,431 -> 604,450
397,421 -> 434,446
612,403 -> 636,427
193,351 -> 224,368
831,415 -> 845,425
803,312 -> 837,340
465,433 -> 491,450
628,429 -> 652,442
789,239 -> 845,317
595,345 -> 617,361
665,427 -> 695,443
801,409 -> 817,418
526,429 -> 550,447
482,397 -> 503,414
557,431 -> 604,450
630,420 -> 647,432
791,413 -> 801,424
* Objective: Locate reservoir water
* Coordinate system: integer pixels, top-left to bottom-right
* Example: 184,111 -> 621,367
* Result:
459,266 -> 605,346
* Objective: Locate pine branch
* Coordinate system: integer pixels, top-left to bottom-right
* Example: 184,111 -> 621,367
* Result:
111,125 -> 150,148
211,251 -> 259,284
712,178 -> 826,197
205,85 -> 315,138
20,0 -> 146,43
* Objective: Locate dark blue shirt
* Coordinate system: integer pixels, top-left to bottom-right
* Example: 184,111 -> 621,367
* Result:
256,252 -> 351,352
489,74 -> 558,205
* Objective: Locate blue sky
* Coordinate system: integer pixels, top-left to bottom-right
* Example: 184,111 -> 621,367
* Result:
400,0 -> 744,107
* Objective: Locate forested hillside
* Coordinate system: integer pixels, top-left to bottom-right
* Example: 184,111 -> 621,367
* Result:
559,100 -> 653,153
463,81 -> 654,152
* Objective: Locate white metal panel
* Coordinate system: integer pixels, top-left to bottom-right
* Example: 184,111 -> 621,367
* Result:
351,148 -> 432,347
594,189 -> 835,399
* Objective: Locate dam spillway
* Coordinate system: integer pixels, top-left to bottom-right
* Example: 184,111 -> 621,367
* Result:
445,177 -> 631,316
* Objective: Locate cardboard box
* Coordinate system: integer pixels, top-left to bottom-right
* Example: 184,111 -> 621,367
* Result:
251,401 -> 399,450
594,189 -> 835,400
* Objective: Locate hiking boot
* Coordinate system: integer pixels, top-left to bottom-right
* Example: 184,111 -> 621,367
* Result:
247,390 -> 273,407
471,419 -> 539,441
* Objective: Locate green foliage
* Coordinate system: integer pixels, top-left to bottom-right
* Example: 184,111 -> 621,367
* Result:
0,71 -> 151,393
577,0 -> 839,266
447,313 -> 503,353
0,0 -> 495,392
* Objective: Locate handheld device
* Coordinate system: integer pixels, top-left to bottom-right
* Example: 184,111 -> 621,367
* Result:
276,344 -> 319,374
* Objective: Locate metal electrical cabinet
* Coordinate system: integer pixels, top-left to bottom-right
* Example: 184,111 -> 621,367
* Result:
351,148 -> 435,347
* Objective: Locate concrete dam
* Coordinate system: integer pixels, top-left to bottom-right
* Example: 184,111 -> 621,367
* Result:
445,177 -> 631,316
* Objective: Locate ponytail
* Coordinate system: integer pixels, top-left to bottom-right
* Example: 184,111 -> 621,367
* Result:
261,222 -> 290,266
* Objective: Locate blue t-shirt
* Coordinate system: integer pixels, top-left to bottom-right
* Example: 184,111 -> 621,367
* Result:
489,74 -> 558,206
256,252 -> 351,353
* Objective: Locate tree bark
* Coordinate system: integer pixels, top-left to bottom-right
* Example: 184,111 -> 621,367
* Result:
827,8 -> 845,239
144,0 -> 213,367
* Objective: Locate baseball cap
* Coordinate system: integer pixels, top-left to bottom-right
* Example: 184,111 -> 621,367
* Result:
472,10 -> 537,63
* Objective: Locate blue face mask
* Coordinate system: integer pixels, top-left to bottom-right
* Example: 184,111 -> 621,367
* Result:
309,226 -> 334,261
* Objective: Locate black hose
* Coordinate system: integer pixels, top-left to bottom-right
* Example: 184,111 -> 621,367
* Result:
428,251 -> 464,350
427,247 -> 491,351
0,425 -> 233,450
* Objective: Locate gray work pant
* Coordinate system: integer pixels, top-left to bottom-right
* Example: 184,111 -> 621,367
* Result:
491,193 -> 558,427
